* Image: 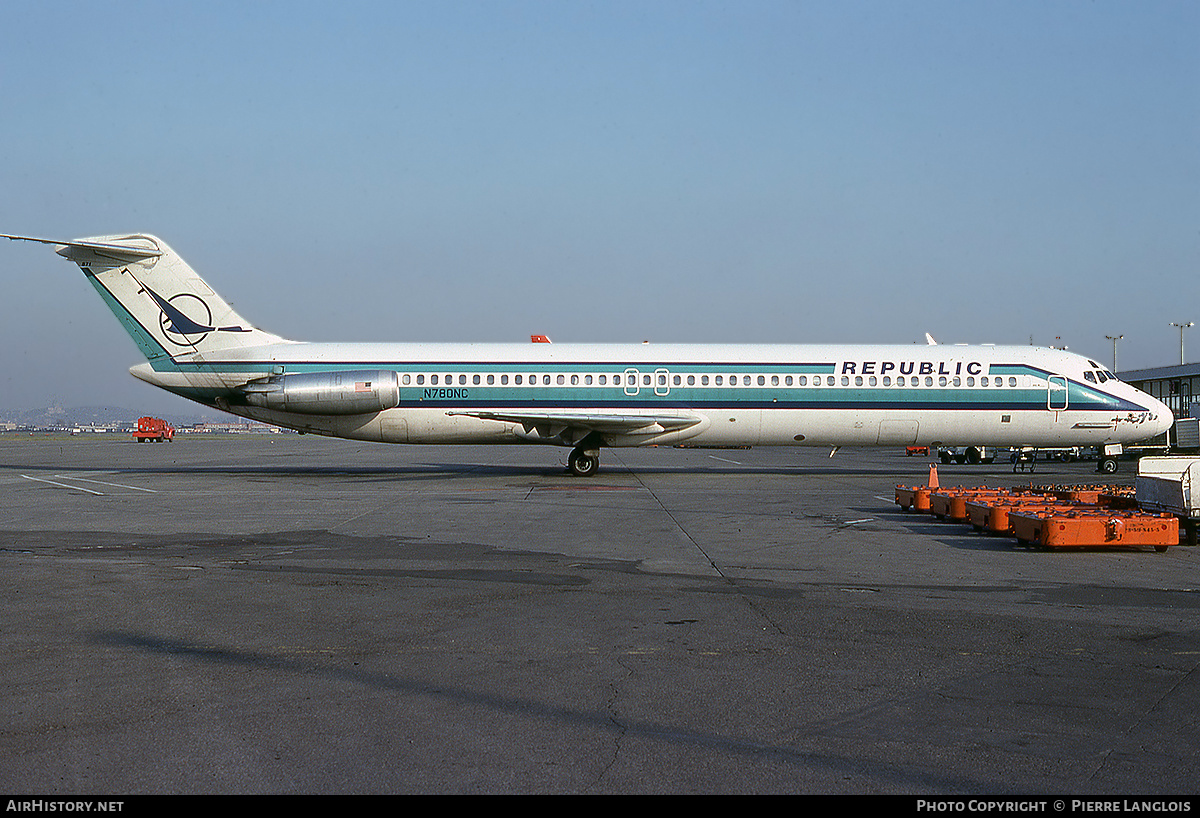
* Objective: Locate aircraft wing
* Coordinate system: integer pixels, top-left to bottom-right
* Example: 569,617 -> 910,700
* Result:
448,410 -> 704,435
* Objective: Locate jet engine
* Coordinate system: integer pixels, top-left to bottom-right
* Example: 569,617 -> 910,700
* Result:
239,370 -> 399,415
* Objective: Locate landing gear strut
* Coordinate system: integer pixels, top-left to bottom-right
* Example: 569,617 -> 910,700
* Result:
568,447 -> 600,477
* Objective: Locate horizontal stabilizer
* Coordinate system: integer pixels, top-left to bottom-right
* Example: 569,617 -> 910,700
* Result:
1,233 -> 162,265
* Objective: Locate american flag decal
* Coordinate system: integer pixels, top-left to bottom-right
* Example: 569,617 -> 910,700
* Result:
355,381 -> 372,392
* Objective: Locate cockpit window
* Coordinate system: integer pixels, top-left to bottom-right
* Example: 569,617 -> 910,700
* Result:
1083,371 -> 1096,383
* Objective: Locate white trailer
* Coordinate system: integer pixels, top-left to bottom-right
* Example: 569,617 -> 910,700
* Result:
1136,456 -> 1200,545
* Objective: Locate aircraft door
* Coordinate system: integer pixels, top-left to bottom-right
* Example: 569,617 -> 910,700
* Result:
655,368 -> 670,396
1047,375 -> 1068,411
624,368 -> 640,397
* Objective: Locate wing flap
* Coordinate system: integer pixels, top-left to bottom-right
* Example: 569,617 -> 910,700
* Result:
448,410 -> 703,435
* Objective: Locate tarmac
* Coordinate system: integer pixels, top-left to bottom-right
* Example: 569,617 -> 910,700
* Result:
1,434 -> 1197,794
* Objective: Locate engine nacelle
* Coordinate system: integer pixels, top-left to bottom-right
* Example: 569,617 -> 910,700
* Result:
240,370 -> 399,415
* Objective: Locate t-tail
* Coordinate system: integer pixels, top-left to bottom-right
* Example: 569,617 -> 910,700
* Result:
2,233 -> 286,361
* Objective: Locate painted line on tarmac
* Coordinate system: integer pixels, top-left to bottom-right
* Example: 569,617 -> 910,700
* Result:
55,474 -> 157,493
21,474 -> 105,495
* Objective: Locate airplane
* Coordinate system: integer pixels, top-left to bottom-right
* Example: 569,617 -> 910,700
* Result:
1,232 -> 1174,475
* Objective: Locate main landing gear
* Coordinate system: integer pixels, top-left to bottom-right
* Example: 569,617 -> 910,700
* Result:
568,447 -> 600,477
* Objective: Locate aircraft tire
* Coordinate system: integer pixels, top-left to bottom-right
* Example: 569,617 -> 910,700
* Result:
569,450 -> 599,477
1099,457 -> 1119,474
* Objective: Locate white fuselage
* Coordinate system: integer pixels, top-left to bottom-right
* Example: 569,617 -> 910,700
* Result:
132,340 -> 1173,450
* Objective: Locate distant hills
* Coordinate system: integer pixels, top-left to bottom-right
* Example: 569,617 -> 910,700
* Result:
0,405 -> 221,428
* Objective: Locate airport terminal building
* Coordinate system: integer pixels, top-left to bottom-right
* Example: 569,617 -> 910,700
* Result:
1120,362 -> 1200,421
1119,362 -> 1200,448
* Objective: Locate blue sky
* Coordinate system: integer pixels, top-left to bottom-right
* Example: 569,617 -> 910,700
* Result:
1,0 -> 1197,414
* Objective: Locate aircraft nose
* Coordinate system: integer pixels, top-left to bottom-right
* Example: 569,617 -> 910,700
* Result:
1154,398 -> 1175,437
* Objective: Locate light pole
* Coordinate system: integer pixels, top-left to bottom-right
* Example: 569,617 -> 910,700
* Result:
1170,322 -> 1193,365
1105,334 -> 1123,372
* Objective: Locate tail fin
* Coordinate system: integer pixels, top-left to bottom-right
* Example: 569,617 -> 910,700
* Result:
3,233 -> 287,362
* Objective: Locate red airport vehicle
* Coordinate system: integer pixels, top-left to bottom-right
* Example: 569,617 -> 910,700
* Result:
133,416 -> 174,443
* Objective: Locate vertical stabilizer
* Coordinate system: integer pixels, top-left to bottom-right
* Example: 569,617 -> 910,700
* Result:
4,233 -> 287,362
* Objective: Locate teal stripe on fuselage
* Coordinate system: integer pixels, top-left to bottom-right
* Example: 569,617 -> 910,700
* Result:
152,356 -> 1145,414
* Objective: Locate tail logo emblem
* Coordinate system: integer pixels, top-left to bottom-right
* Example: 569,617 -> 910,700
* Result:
154,291 -> 215,346
133,276 -> 249,346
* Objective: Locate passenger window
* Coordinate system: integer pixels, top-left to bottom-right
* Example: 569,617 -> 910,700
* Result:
583,375 -> 591,385
417,374 -> 425,385
686,375 -> 694,386
715,376 -> 723,386
743,375 -> 751,386
515,375 -> 523,385
402,374 -> 411,385
758,375 -> 766,386
785,376 -> 793,386
473,375 -> 480,385
486,374 -> 494,385
799,376 -> 808,386
882,376 -> 891,386
981,377 -> 989,387
841,376 -> 850,386
701,375 -> 708,385
1008,377 -> 1017,387
925,377 -> 933,386
869,376 -> 877,386
460,375 -> 467,385
599,375 -> 607,385
939,376 -> 947,387
643,375 -> 651,386
855,376 -> 863,386
544,375 -> 551,385
500,374 -> 508,385
431,375 -> 439,385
